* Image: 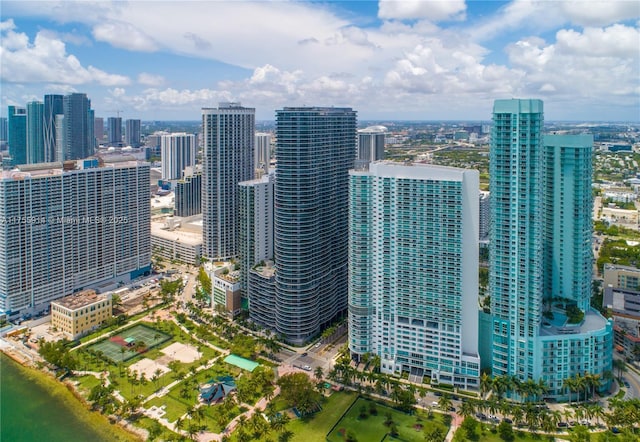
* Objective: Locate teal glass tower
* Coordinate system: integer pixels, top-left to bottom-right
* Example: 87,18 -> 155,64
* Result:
8,105 -> 27,166
274,107 -> 356,344
540,134 -> 612,397
490,99 -> 544,381
349,162 -> 481,389
489,99 -> 612,400
26,101 -> 45,164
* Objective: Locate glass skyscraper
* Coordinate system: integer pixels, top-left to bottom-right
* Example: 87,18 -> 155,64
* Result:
8,105 -> 27,166
349,162 -> 480,389
274,107 -> 356,344
489,99 -> 612,399
26,101 -> 45,164
44,94 -> 63,162
202,103 -> 255,261
63,93 -> 94,160
490,99 -> 544,380
125,119 -> 141,147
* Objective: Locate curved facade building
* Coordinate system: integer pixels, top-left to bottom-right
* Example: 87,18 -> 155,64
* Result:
274,107 -> 356,344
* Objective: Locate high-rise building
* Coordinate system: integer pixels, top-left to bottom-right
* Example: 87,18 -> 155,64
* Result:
8,106 -> 27,166
490,99 -> 544,381
202,103 -> 255,261
479,191 -> 490,241
357,126 -> 386,165
239,174 -> 274,310
349,162 -> 480,389
0,117 -> 7,143
26,101 -> 45,164
273,107 -> 356,344
107,117 -> 122,146
161,133 -> 196,180
174,167 -> 202,217
254,133 -> 271,177
44,94 -> 63,162
0,160 -> 151,317
125,119 -> 141,147
489,99 -> 612,400
43,94 -> 64,163
540,133 -> 612,397
94,117 -> 105,146
63,93 -> 94,160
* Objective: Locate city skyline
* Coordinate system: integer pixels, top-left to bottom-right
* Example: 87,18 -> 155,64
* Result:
1,1 -> 638,122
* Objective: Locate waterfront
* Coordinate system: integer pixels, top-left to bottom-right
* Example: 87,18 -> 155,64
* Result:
0,353 -> 139,442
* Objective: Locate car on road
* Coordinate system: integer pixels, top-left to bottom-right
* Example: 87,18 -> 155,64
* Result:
302,365 -> 311,371
475,413 -> 487,420
314,343 -> 321,348
301,352 -> 308,357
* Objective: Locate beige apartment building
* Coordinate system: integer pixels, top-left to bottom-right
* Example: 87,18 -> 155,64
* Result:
51,289 -> 112,339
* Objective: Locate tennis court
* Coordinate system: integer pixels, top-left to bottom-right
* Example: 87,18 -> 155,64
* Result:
89,324 -> 171,363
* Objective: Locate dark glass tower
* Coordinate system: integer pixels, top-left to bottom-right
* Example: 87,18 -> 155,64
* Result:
274,107 -> 356,344
44,94 -> 63,162
63,93 -> 93,160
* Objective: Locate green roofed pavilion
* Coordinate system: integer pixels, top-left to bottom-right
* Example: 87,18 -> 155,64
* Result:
224,354 -> 259,372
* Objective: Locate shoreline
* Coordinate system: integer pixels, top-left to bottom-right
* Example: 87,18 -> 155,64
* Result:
0,352 -> 144,442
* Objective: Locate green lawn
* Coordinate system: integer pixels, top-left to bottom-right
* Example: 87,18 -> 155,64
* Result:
288,391 -> 358,442
327,397 -> 448,442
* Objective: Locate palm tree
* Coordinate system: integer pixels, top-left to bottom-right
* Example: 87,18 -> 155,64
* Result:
438,393 -> 452,412
562,377 -> 576,404
174,417 -> 184,433
613,358 -> 627,380
314,366 -> 324,383
512,406 -> 524,426
459,400 -> 475,418
480,372 -> 492,399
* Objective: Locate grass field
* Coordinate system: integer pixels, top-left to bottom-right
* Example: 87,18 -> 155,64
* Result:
327,397 -> 448,442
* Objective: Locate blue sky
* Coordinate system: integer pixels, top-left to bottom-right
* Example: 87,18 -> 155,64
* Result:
1,1 -> 639,121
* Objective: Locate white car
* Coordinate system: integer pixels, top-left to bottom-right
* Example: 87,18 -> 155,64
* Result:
302,365 -> 312,371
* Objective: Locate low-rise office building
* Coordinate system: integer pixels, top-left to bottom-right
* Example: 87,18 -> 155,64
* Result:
51,289 -> 112,339
211,268 -> 242,317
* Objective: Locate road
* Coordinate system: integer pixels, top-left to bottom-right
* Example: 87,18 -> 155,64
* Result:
618,357 -> 640,400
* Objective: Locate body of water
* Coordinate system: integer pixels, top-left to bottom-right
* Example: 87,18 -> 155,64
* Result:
0,354 -> 128,442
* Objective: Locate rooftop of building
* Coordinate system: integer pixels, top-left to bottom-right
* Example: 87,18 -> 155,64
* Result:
2,159 -> 146,180
215,269 -> 240,283
604,263 -> 640,272
151,216 -> 203,246
251,260 -> 276,278
603,286 -> 640,320
539,308 -> 610,337
351,160 -> 477,182
52,289 -> 108,311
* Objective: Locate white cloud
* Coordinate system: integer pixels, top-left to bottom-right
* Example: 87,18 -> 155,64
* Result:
0,19 -> 16,32
378,0 -> 466,21
92,21 -> 157,52
556,24 -> 640,58
1,25 -> 131,86
561,1 -> 640,27
506,27 -> 639,101
137,72 -> 165,87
